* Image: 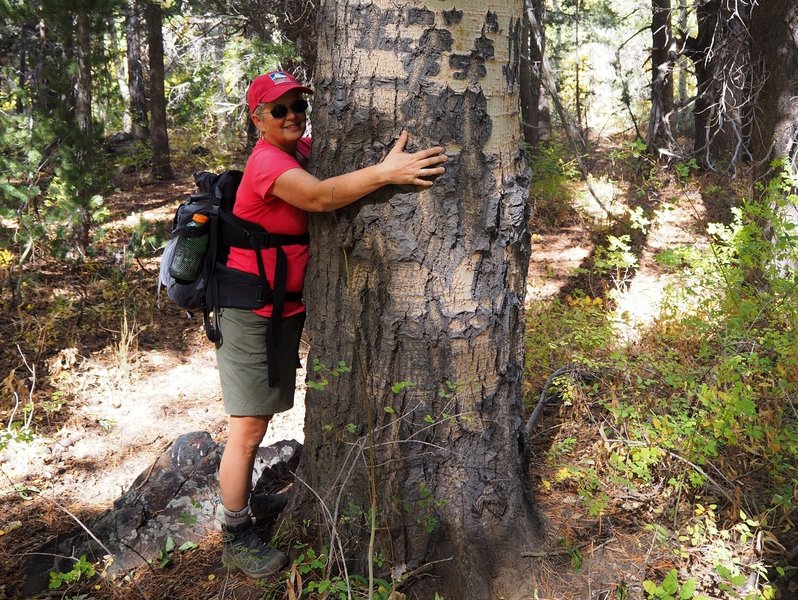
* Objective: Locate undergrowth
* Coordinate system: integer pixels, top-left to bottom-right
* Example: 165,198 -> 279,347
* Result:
527,153 -> 798,599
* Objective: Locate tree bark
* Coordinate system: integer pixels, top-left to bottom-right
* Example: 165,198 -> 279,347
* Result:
687,0 -> 754,169
648,0 -> 675,157
292,2 -> 540,598
75,9 -> 92,136
750,0 -> 798,182
126,0 -> 149,140
749,0 -> 798,250
521,0 -> 550,146
144,0 -> 173,180
74,7 -> 93,250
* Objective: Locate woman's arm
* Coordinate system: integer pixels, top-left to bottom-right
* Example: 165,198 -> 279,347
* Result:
271,131 -> 447,213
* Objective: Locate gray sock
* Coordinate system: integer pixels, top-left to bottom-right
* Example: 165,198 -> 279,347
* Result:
222,504 -> 252,533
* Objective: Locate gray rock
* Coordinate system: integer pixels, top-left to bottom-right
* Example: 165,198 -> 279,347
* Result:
22,431 -> 301,597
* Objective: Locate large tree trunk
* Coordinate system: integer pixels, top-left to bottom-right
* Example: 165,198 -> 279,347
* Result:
648,0 -> 675,157
126,0 -> 149,140
292,2 -> 540,598
144,0 -> 173,180
750,1 -> 798,181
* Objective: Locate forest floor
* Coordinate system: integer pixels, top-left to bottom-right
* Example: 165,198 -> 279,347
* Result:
0,141 -> 791,599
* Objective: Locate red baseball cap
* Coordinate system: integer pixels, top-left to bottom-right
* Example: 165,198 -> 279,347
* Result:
246,71 -> 313,114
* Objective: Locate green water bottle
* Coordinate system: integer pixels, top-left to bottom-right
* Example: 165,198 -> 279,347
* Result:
169,213 -> 210,284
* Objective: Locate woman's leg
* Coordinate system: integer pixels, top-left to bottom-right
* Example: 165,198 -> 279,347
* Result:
219,415 -> 271,511
218,414 -> 287,578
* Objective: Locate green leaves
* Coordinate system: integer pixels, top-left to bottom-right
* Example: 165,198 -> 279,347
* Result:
390,380 -> 414,394
716,564 -> 747,589
642,570 -> 696,600
48,555 -> 96,590
155,536 -> 196,569
307,359 -> 351,391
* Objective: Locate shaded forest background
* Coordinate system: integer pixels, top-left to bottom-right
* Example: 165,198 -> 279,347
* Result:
0,0 -> 797,599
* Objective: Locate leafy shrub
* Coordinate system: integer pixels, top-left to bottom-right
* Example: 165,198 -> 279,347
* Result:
528,141 -> 581,227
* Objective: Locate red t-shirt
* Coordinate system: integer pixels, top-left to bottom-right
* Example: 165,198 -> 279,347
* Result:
226,137 -> 311,318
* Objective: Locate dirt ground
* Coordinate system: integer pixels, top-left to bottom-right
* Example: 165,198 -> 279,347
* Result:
0,164 -> 725,599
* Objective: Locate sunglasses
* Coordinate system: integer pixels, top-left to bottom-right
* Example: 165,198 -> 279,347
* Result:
269,99 -> 308,119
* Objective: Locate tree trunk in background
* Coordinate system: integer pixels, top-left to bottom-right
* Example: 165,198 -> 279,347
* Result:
674,0 -> 690,136
108,16 -> 131,132
75,9 -> 92,136
521,0 -> 550,146
749,0 -> 798,244
144,0 -> 173,180
687,0 -> 753,169
75,7 -> 92,250
750,1 -> 798,181
126,0 -> 149,140
293,1 -> 540,598
648,0 -> 674,157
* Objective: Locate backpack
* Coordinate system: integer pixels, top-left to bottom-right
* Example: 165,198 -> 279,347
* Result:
159,170 -> 309,385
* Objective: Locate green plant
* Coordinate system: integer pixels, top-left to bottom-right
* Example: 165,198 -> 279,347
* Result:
593,234 -> 637,297
155,536 -> 197,569
528,141 -> 580,227
48,555 -> 96,590
609,138 -> 654,177
628,206 -> 652,233
307,358 -> 351,390
642,569 -> 698,600
288,545 -> 400,600
415,482 -> 446,534
674,158 -> 699,180
558,537 -> 583,573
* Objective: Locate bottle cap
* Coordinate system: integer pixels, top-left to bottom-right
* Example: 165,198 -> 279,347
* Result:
192,213 -> 209,224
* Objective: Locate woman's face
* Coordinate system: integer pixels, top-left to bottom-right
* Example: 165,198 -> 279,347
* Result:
253,90 -> 308,150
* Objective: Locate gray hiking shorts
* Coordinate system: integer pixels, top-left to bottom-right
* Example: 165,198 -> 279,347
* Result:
215,307 -> 304,416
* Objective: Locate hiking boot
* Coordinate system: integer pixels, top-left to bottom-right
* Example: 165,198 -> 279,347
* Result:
213,493 -> 289,531
222,526 -> 288,579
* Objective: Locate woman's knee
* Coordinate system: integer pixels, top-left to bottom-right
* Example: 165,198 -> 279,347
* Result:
227,415 -> 271,454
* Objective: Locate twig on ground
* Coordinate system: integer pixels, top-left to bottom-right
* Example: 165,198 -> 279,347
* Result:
521,536 -> 615,559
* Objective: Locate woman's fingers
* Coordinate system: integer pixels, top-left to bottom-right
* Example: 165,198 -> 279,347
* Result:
389,130 -> 409,155
420,154 -> 447,167
382,131 -> 448,185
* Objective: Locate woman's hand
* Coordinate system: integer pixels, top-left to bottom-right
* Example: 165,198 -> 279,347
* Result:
378,130 -> 448,187
274,130 -> 448,212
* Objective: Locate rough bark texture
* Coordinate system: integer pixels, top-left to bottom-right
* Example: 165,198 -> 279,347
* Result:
687,0 -> 754,169
126,0 -> 149,140
292,2 -> 540,598
144,0 -> 174,180
750,0 -> 798,245
520,0 -> 550,146
648,0 -> 675,156
750,0 -> 798,180
75,10 -> 92,137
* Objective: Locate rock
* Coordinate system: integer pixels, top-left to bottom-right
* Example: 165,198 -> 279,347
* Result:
104,131 -> 134,154
22,432 -> 302,596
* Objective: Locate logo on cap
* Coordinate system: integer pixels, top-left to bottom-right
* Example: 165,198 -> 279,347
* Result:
269,72 -> 290,85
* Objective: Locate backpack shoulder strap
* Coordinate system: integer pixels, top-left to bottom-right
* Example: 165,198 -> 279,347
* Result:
213,170 -> 244,212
